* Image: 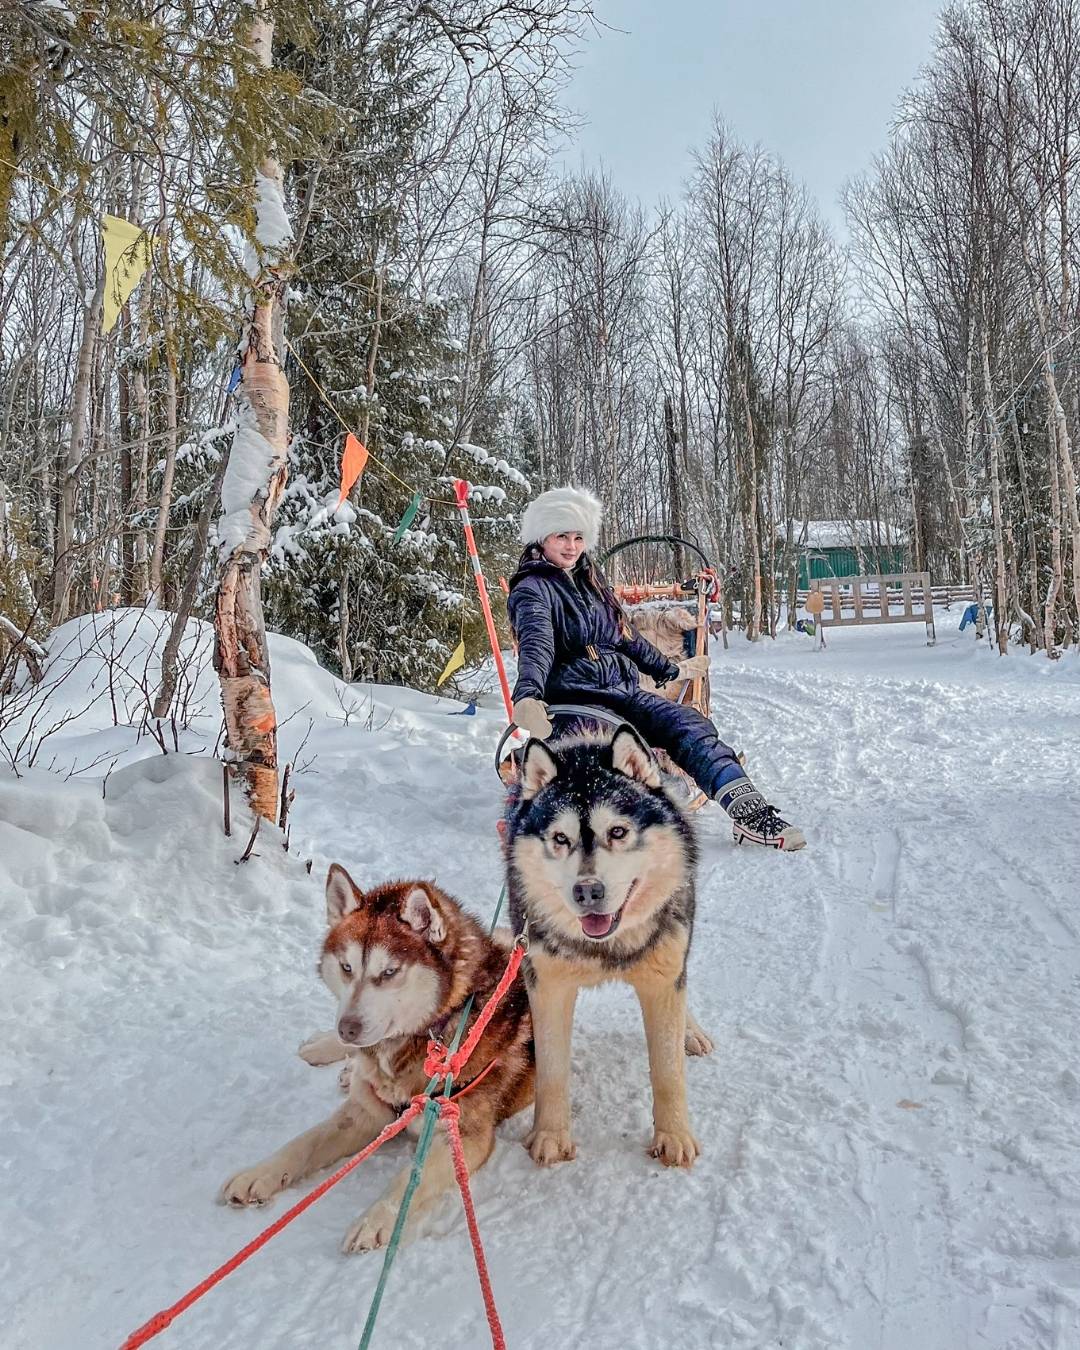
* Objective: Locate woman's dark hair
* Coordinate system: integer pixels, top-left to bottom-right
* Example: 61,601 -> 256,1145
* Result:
514,543 -> 631,634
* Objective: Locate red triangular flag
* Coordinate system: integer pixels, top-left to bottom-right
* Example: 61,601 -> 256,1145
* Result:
337,433 -> 369,506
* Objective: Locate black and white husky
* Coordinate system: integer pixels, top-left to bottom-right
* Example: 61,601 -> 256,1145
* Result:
505,725 -> 712,1170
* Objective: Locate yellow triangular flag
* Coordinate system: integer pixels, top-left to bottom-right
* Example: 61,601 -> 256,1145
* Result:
101,215 -> 151,334
436,640 -> 465,688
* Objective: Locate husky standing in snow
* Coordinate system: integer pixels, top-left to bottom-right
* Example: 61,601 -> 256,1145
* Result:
506,725 -> 712,1170
220,865 -> 533,1253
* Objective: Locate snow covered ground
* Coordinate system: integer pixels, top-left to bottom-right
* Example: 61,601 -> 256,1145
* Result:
1,611 -> 1078,1350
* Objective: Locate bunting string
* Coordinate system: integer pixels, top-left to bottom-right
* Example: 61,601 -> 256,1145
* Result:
2,158 -> 475,535
284,336 -> 457,509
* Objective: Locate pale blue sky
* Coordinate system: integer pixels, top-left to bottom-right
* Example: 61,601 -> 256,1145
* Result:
559,0 -> 944,232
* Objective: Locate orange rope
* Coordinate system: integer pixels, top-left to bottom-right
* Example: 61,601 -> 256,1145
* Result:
424,942 -> 525,1082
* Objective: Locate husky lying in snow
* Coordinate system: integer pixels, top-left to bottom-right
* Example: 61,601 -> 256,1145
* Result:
506,725 -> 712,1170
220,865 -> 533,1253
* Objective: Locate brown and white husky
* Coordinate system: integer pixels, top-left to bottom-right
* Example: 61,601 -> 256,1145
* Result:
220,865 -> 533,1253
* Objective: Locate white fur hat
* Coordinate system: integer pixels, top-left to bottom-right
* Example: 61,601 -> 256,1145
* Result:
519,486 -> 604,550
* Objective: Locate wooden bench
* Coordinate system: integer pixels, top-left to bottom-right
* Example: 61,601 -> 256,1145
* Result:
797,573 -> 936,645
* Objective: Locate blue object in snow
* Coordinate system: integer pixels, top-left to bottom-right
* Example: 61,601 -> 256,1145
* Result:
448,700 -> 477,716
960,601 -> 992,631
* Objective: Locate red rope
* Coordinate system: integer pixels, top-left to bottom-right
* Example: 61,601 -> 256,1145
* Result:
441,1099 -> 506,1350
119,1102 -> 426,1349
118,939 -> 526,1349
425,942 -> 525,1082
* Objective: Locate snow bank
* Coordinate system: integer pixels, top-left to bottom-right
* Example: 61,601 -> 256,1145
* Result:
0,754 -> 325,1350
0,608 -> 480,781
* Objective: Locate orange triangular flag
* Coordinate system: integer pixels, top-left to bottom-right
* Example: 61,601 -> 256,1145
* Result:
337,433 -> 369,506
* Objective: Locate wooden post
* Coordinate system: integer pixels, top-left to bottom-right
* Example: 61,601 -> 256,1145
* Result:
691,573 -> 707,714
923,573 -> 936,645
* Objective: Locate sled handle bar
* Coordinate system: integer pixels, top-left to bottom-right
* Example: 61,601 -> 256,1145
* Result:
494,704 -> 635,781
597,533 -> 714,571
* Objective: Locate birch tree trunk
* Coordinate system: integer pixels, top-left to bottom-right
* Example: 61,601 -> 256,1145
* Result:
979,321 -> 1009,655
663,394 -> 686,576
213,3 -> 292,821
52,271 -> 104,625
148,244 -> 178,606
738,372 -> 762,640
1044,410 -> 1063,657
129,280 -> 152,602
1047,365 -> 1080,649
1005,392 -> 1042,651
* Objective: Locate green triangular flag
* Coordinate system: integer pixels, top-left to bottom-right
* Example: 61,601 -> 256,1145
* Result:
392,491 -> 422,545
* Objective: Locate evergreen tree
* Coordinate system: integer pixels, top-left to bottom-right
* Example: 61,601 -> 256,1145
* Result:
263,12 -> 528,686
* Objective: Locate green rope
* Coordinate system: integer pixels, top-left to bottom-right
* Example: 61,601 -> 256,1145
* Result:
356,882 -> 508,1350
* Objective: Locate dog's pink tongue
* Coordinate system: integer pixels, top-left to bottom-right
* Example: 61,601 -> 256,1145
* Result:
580,911 -> 614,938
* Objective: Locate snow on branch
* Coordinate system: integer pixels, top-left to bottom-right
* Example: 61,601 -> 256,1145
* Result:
454,442 -> 530,491
217,404 -> 280,557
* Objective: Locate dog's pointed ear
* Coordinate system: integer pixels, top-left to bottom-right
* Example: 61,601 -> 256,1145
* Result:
400,884 -> 447,943
610,725 -> 662,789
520,739 -> 558,801
326,864 -> 363,926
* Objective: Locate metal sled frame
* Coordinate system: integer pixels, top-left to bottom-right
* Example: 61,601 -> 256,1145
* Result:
598,532 -> 719,721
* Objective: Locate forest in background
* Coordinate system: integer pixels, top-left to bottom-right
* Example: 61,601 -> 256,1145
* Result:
2,0 -> 1079,696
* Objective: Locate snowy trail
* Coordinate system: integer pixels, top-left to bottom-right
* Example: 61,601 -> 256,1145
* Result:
1,613 -> 1078,1349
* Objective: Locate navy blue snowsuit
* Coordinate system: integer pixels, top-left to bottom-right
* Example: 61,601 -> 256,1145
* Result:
507,557 -> 742,798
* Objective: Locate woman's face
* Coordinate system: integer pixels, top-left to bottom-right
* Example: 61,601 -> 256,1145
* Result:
542,531 -> 586,570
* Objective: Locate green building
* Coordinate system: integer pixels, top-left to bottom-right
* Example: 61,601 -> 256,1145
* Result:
780,520 -> 907,589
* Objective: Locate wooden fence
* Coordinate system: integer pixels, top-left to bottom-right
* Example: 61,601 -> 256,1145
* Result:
797,573 -> 937,645
796,581 -> 975,611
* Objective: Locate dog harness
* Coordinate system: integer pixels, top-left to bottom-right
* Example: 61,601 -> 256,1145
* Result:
375,1055 -> 500,1117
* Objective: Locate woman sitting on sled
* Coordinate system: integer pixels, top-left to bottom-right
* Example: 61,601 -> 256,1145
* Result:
507,486 -> 806,851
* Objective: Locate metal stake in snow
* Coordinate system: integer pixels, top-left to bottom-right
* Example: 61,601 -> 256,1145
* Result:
453,480 -> 514,722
